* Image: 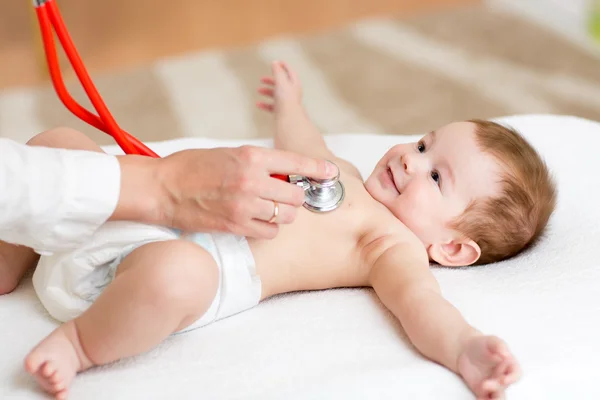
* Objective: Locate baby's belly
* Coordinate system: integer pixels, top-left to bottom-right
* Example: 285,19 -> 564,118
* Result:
247,211 -> 367,298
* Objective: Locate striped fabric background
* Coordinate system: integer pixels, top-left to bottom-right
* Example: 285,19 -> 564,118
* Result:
1,5 -> 600,145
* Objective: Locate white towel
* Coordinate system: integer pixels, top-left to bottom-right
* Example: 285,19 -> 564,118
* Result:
1,114 -> 598,400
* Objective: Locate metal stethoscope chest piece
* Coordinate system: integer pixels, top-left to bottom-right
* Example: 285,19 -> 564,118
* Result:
289,162 -> 345,213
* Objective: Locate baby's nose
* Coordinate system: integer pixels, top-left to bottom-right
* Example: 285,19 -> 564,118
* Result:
402,153 -> 425,175
402,154 -> 415,174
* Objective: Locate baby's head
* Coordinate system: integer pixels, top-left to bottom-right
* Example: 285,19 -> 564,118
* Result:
365,119 -> 557,266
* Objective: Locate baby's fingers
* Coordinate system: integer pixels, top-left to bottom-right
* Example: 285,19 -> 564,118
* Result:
480,379 -> 504,399
477,394 -> 504,400
500,361 -> 522,386
486,336 -> 507,355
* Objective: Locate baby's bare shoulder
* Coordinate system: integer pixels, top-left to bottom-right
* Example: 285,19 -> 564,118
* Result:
359,216 -> 425,269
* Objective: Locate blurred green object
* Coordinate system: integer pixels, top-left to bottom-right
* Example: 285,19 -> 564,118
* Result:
590,1 -> 600,42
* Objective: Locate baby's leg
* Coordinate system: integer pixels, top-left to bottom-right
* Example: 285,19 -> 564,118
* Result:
0,243 -> 40,295
256,61 -> 333,161
0,128 -> 104,295
25,239 -> 218,400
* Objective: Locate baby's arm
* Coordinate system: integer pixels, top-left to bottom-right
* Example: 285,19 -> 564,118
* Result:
257,61 -> 336,161
369,243 -> 520,398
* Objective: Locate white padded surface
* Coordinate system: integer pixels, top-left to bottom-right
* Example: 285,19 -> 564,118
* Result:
1,114 -> 598,399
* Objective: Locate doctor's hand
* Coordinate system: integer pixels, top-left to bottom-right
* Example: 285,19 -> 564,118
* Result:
118,146 -> 336,239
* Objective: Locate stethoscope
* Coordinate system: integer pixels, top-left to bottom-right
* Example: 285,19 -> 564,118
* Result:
32,0 -> 344,213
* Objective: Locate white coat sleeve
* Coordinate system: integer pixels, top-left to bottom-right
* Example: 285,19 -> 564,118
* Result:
0,138 -> 120,253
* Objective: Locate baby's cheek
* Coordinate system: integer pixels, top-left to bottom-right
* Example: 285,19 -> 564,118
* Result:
398,186 -> 436,225
409,184 -> 435,209
394,196 -> 419,226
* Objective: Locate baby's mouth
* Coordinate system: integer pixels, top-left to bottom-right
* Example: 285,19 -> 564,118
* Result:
387,167 -> 401,195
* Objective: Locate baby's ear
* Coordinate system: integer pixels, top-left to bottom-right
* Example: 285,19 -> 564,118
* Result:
428,238 -> 481,267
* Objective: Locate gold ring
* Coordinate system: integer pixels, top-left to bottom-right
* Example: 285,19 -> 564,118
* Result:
268,201 -> 279,223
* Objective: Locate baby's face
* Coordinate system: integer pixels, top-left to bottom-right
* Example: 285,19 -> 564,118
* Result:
365,122 -> 502,250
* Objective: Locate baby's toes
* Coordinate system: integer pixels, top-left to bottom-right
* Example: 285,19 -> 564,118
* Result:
24,351 -> 44,374
52,381 -> 66,395
31,366 -> 55,392
49,371 -> 67,392
49,371 -> 62,384
258,87 -> 274,97
256,102 -> 274,112
42,361 -> 57,378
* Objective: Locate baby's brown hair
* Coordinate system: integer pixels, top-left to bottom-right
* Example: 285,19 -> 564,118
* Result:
449,119 -> 557,265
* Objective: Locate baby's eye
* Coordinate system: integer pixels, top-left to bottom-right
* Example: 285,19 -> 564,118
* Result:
431,170 -> 440,185
417,141 -> 426,153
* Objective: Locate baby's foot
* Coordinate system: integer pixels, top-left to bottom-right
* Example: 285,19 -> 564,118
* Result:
0,242 -> 39,295
25,321 -> 93,400
457,335 -> 521,399
256,61 -> 303,115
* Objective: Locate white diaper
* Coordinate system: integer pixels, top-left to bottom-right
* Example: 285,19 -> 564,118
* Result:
32,221 -> 262,333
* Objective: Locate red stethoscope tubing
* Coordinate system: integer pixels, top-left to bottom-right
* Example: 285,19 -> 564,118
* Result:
35,0 -> 159,157
34,0 -> 289,181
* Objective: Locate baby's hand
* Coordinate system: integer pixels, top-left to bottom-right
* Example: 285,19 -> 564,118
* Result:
457,335 -> 521,399
257,61 -> 303,113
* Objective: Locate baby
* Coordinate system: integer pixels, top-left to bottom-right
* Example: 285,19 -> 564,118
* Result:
12,61 -> 555,399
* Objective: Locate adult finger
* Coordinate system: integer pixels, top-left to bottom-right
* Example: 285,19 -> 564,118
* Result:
261,148 -> 337,180
241,219 -> 280,239
259,176 -> 306,207
253,198 -> 297,224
